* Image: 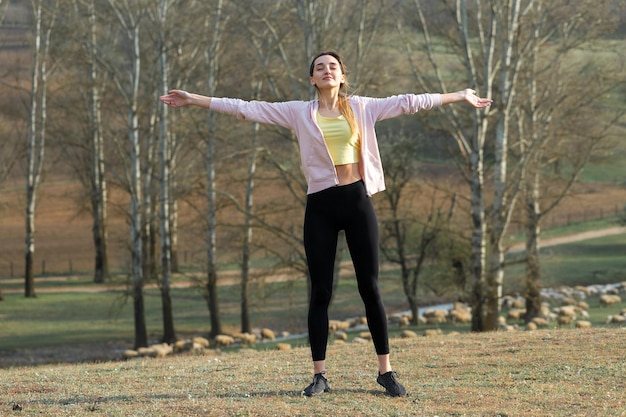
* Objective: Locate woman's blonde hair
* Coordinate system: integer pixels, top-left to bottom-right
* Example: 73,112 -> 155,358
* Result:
310,51 -> 359,141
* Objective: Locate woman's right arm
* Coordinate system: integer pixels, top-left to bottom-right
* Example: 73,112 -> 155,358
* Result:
160,90 -> 303,129
159,90 -> 210,109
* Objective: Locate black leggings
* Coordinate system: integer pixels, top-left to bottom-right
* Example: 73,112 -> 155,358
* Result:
303,180 -> 389,361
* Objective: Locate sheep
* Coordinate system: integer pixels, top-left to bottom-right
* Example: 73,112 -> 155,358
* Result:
575,320 -> 592,329
214,334 -> 235,348
328,320 -> 351,331
275,343 -> 291,351
173,340 -> 192,353
422,309 -> 447,324
506,309 -> 526,322
448,304 -> 472,324
555,305 -> 578,319
137,347 -> 158,358
260,328 -> 276,341
606,315 -> 626,325
574,285 -> 591,296
192,336 -> 210,348
389,314 -> 411,326
557,315 -> 573,327
122,349 -> 139,359
358,331 -> 372,340
561,296 -> 578,307
400,330 -> 419,339
577,301 -> 590,311
150,343 -> 173,358
526,322 -> 537,331
600,294 -> 621,307
334,331 -> 348,341
531,317 -> 549,328
235,332 -> 257,346
423,329 -> 443,337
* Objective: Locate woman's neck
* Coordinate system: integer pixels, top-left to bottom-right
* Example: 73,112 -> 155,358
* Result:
318,89 -> 340,111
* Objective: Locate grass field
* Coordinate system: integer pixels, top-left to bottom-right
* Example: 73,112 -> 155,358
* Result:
1,328 -> 625,416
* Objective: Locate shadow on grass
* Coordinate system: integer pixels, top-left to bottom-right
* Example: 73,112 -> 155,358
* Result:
6,393 -> 190,413
219,387 -> 398,399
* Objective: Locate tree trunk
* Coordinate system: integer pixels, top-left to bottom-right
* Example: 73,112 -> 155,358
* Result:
468,145 -> 487,332
106,0 -> 148,348
25,0 -> 54,298
240,145 -> 258,334
203,0 -> 224,339
156,0 -> 176,344
524,169 -> 542,322
86,0 -> 109,284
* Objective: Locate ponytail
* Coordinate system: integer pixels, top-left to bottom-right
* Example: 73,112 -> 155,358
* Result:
338,92 -> 360,142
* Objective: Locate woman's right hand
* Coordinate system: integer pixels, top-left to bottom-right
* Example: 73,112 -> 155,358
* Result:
159,89 -> 191,108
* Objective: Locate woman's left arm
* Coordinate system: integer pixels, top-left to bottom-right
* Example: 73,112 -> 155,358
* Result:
441,89 -> 492,108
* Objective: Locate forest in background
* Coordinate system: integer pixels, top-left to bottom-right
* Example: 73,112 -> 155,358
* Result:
0,0 -> 625,347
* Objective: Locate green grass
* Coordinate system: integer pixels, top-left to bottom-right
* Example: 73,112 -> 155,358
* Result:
504,232 -> 626,292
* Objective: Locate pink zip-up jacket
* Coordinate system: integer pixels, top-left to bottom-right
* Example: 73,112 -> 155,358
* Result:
210,93 -> 442,196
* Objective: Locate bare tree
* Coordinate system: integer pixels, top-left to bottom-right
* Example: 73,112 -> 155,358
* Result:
396,0 -> 495,330
24,0 -> 59,298
202,0 -> 226,338
152,0 -> 176,344
105,0 -> 147,348
67,0 -> 110,284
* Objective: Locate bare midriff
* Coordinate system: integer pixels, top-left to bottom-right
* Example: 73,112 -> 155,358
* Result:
335,162 -> 362,186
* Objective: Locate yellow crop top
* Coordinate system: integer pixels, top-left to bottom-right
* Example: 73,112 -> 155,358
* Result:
316,112 -> 360,165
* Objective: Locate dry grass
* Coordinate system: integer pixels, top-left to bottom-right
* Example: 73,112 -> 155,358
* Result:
1,328 -> 625,416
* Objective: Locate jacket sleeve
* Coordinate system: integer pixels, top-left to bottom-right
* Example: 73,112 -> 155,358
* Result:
357,94 -> 442,121
209,98 -> 303,129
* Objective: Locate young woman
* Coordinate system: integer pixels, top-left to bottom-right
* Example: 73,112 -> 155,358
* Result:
160,51 -> 491,397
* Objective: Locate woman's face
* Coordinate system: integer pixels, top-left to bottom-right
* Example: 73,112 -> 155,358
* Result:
310,55 -> 345,90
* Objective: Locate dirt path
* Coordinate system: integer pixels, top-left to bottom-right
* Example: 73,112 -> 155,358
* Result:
507,226 -> 626,253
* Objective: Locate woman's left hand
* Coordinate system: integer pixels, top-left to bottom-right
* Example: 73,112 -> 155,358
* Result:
463,89 -> 492,108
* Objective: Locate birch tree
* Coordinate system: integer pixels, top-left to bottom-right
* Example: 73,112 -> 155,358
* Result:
396,0 -> 495,330
24,0 -> 58,298
105,0 -> 147,348
67,0 -> 110,284
202,0 -> 226,338
240,84 -> 262,334
152,0 -> 176,344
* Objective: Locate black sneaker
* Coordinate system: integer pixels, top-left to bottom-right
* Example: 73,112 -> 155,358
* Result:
301,372 -> 331,397
377,371 -> 407,397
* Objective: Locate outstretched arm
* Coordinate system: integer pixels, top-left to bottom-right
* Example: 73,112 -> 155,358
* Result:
440,89 -> 492,108
159,90 -> 211,109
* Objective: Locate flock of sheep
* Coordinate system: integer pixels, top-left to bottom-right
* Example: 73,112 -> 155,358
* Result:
121,281 -> 625,360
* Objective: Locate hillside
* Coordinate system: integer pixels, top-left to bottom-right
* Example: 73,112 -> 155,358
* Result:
1,328 -> 624,416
